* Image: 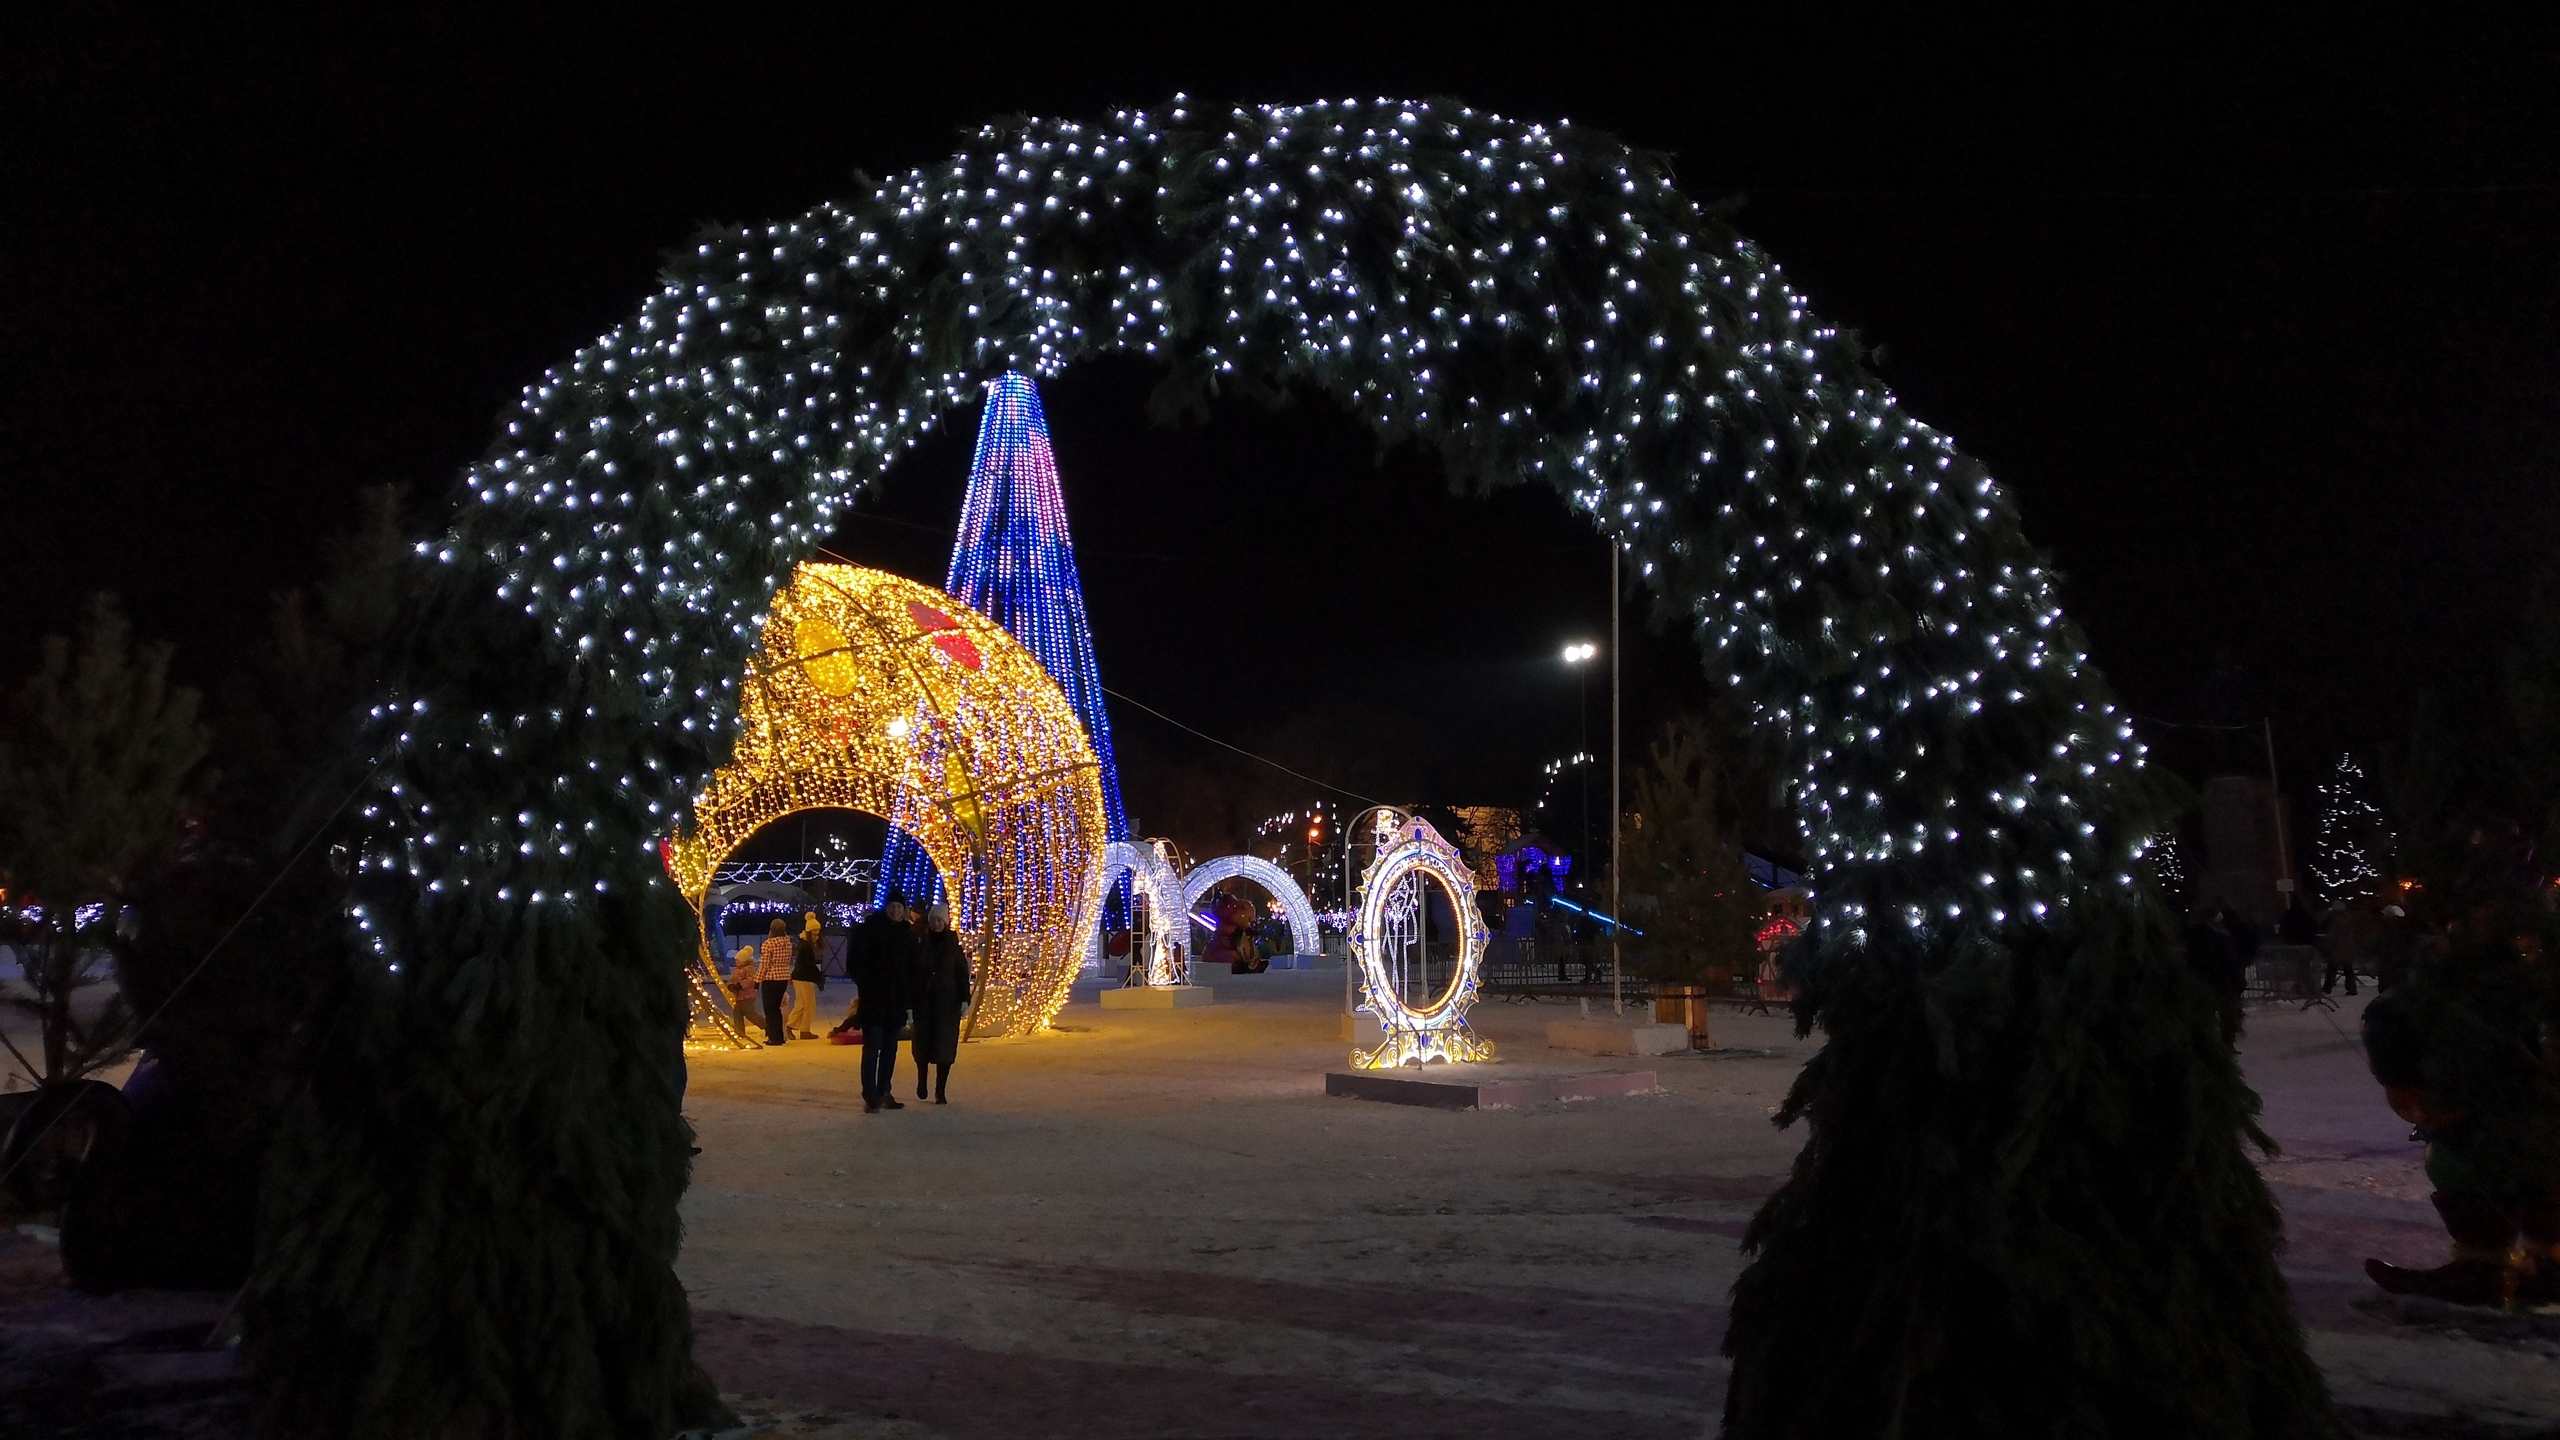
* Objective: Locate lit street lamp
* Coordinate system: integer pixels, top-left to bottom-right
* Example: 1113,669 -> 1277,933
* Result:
1562,642 -> 1598,906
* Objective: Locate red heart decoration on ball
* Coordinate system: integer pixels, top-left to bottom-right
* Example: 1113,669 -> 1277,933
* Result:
930,631 -> 982,670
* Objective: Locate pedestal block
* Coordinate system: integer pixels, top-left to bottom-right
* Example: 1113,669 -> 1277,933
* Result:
1545,1019 -> 1693,1056
1324,1070 -> 1662,1109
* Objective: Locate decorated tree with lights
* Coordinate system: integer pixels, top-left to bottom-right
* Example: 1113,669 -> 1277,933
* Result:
246,98 -> 2331,1438
2149,829 -> 2191,904
882,370 -> 1131,909
2311,753 -> 2390,903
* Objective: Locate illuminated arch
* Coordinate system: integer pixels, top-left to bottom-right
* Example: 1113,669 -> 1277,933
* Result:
273,96 -> 2319,1440
1348,816 -> 1493,1068
1180,855 -> 1321,958
1099,839 -> 1188,985
664,562 -> 1107,1037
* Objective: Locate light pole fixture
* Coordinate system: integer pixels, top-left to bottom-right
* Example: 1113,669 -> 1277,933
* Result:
1562,642 -> 1598,906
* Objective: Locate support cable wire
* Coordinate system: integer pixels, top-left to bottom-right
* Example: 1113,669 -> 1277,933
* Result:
1100,685 -> 1390,810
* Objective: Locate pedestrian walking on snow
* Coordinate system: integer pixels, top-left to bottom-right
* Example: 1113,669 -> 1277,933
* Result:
789,912 -> 826,1038
755,918 -> 797,1045
729,944 -> 758,1034
849,897 -> 918,1111
911,903 -> 972,1104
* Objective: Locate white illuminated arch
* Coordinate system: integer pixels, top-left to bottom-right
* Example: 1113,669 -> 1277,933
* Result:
1099,839 -> 1189,986
1348,817 -> 1493,1068
1181,855 -> 1323,958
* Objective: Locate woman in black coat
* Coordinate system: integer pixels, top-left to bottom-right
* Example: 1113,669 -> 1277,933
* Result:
910,904 -> 972,1103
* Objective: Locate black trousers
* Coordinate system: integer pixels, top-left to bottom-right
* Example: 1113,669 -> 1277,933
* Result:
758,979 -> 790,1044
860,1021 -> 900,1100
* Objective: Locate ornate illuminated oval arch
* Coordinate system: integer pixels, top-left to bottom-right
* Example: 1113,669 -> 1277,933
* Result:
1347,817 -> 1492,1068
1098,839 -> 1188,986
664,561 -> 1108,1037
282,96 -> 2321,1440
1180,854 -> 1321,958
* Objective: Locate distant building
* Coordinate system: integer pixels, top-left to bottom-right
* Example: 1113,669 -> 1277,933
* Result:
2199,775 -> 2296,928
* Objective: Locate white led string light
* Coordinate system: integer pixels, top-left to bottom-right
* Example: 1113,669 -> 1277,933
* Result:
1179,853 -> 1323,958
1098,839 -> 1190,986
348,94 -> 2154,1066
1348,815 -> 1493,1068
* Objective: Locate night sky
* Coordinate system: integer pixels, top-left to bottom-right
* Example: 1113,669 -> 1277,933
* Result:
7,11 -> 2556,848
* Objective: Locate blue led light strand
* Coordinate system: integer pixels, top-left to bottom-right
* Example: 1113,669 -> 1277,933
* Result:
883,373 -> 1132,907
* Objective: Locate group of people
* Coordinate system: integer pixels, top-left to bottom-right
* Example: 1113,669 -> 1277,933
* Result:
727,896 -> 972,1110
2183,892 -> 2389,1039
731,913 -> 830,1043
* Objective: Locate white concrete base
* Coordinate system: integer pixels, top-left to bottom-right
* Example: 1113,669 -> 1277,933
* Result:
1338,1012 -> 1386,1046
1100,985 -> 1217,1009
1546,1019 -> 1693,1056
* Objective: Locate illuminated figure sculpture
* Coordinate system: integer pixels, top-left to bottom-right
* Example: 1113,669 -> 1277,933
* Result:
1348,812 -> 1493,1068
666,562 -> 1108,1039
884,372 -> 1132,907
1099,839 -> 1187,985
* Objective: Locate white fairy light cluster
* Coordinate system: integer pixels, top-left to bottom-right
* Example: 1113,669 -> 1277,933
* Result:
710,857 -> 881,887
2311,753 -> 2390,903
1179,853 -> 1323,957
1099,839 -> 1190,986
344,93 -> 2163,1006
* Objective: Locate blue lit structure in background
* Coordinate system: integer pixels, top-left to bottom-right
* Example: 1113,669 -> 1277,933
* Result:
883,373 -> 1132,906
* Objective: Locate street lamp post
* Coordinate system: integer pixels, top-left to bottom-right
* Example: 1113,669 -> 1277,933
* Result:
1563,643 -> 1595,901
1562,639 -> 1599,993
1610,542 -> 1622,1017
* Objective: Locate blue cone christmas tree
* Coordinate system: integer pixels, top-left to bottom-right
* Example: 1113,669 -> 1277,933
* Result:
883,373 -> 1131,906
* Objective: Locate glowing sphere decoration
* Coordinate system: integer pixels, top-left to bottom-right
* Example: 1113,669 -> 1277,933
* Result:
664,562 -> 1107,1036
1347,817 -> 1493,1068
1180,853 -> 1322,957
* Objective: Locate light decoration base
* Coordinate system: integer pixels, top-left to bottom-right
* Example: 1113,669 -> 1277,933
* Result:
1179,853 -> 1323,958
665,562 -> 1108,1037
1348,815 -> 1494,1069
1099,839 -> 1190,986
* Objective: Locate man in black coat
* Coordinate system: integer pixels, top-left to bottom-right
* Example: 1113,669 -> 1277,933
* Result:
2184,907 -> 2246,1044
849,897 -> 919,1112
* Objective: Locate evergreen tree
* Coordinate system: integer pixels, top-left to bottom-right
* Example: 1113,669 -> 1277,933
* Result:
2149,830 -> 2190,904
0,595 -> 209,1086
2507,555 -> 2560,864
2311,753 -> 2390,903
1613,718 -> 1764,982
92,487 -> 424,1288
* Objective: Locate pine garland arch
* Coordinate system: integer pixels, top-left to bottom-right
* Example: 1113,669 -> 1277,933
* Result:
251,97 -> 2330,1437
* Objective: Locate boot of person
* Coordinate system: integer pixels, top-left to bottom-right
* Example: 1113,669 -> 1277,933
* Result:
2366,1190 -> 2525,1308
2515,1187 -> 2560,1307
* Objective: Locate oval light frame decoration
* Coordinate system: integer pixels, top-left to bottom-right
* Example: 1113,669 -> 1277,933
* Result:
1348,815 -> 1492,1068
